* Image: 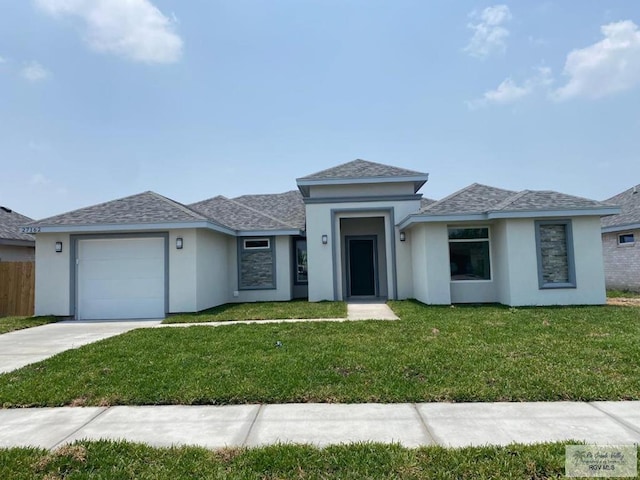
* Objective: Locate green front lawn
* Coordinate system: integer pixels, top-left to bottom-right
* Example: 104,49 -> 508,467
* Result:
0,316 -> 59,335
164,300 -> 346,323
1,302 -> 639,407
0,440 -> 606,480
607,289 -> 640,298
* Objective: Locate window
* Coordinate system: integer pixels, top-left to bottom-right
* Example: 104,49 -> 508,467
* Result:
243,238 -> 270,250
294,239 -> 308,284
535,220 -> 576,289
448,227 -> 491,281
239,237 -> 275,289
618,233 -> 635,245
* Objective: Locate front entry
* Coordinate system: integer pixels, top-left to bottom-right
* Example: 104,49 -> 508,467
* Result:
347,236 -> 377,297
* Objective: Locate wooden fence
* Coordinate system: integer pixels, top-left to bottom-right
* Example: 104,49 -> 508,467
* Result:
0,262 -> 35,317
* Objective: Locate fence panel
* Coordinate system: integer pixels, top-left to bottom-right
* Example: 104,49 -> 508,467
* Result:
0,262 -> 35,317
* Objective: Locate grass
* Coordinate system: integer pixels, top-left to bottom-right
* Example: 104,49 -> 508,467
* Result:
164,300 -> 346,323
607,289 -> 640,298
2,440 -> 625,480
0,316 -> 59,335
1,301 -> 639,407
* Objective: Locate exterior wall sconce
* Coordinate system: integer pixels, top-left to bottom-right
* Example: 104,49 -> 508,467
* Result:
176,237 -> 183,249
55,241 -> 63,253
399,232 -> 406,242
321,234 -> 328,245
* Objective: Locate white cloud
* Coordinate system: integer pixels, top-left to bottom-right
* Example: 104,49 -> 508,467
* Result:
21,61 -> 51,82
553,20 -> 640,100
35,0 -> 183,64
0,56 -> 6,63
464,5 -> 512,59
468,67 -> 553,109
29,173 -> 52,186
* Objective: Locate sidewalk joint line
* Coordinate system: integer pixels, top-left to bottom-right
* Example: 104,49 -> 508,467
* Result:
412,403 -> 440,446
587,402 -> 640,436
242,404 -> 263,446
50,407 -> 110,450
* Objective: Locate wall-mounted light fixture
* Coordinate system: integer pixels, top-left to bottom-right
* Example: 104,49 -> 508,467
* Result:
176,237 -> 183,249
399,232 -> 406,242
321,234 -> 328,245
55,241 -> 63,253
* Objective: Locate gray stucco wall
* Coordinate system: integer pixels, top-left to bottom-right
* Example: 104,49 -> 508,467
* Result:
602,229 -> 640,292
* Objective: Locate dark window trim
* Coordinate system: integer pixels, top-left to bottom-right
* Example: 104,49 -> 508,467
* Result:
617,232 -> 635,246
243,238 -> 270,250
447,225 -> 492,282
535,219 -> 576,289
293,236 -> 308,286
237,236 -> 277,291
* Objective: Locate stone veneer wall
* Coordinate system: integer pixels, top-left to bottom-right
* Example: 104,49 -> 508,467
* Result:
240,250 -> 274,288
602,229 -> 640,292
539,224 -> 569,283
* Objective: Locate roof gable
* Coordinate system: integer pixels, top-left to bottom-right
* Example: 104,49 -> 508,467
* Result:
0,207 -> 35,243
296,159 -> 429,196
30,191 -> 208,227
232,190 -> 305,230
189,195 -> 299,232
499,190 -> 613,212
422,183 -> 517,215
299,159 -> 427,180
602,184 -> 640,229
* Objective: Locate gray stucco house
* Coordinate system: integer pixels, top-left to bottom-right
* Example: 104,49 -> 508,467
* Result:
0,206 -> 35,262
25,159 -> 619,319
601,185 -> 640,292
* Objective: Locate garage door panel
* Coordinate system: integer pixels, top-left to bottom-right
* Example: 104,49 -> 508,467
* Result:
77,237 -> 166,320
81,258 -> 164,279
82,278 -> 164,300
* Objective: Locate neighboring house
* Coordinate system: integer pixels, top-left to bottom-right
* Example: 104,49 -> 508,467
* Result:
601,185 -> 640,292
26,159 -> 619,320
0,206 -> 35,262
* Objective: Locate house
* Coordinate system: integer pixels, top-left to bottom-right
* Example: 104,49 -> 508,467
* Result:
26,159 -> 619,320
0,206 -> 35,262
601,185 -> 640,292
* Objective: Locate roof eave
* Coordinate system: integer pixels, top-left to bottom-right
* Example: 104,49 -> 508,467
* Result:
24,221 -> 236,236
0,238 -> 35,247
487,207 -> 621,219
296,174 -> 429,189
397,213 -> 488,230
236,229 -> 303,237
602,222 -> 640,234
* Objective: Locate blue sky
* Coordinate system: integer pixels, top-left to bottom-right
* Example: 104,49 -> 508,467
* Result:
2,0 -> 640,219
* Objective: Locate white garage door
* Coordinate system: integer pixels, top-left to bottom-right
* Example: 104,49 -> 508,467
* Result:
77,237 -> 165,320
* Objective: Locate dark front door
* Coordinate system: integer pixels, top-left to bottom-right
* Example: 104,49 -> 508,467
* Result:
348,238 -> 376,296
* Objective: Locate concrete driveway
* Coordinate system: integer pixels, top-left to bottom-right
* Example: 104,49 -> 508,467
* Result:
0,319 -> 161,374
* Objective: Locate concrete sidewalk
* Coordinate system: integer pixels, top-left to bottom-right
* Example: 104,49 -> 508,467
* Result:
160,302 -> 399,328
1,401 -> 639,450
0,319 -> 162,374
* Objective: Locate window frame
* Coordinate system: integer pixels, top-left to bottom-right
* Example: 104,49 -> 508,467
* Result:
238,236 -> 276,290
535,219 -> 576,289
243,238 -> 270,250
617,232 -> 635,246
448,226 -> 493,283
293,237 -> 308,285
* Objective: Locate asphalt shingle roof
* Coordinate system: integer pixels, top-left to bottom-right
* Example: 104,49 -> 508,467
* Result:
0,207 -> 34,242
419,197 -> 436,210
422,184 -> 517,215
602,184 -> 640,229
420,183 -> 613,216
498,190 -> 611,212
189,196 -> 298,231
30,192 -> 208,226
233,190 -> 305,230
298,159 -> 427,180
